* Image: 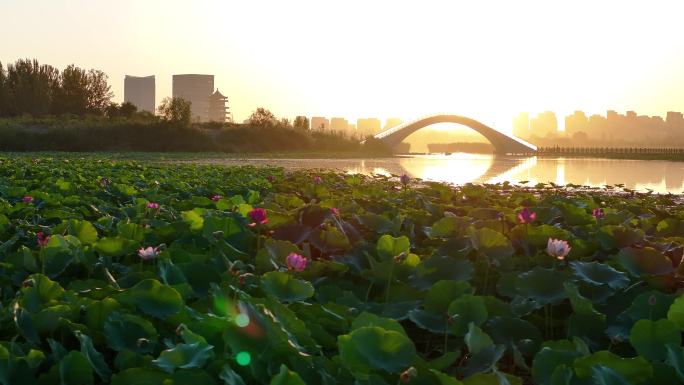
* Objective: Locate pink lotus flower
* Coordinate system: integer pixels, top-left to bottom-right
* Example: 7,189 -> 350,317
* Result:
99,177 -> 110,187
211,194 -> 222,202
400,174 -> 410,186
517,208 -> 537,224
146,202 -> 160,210
592,208 -> 604,219
22,195 -> 34,203
37,232 -> 50,248
248,208 -> 268,225
313,176 -> 322,184
547,238 -> 571,261
266,175 -> 275,183
138,246 -> 160,260
331,207 -> 340,216
286,252 -> 308,271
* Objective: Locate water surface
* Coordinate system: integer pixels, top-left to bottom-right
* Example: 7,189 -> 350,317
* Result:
178,153 -> 684,193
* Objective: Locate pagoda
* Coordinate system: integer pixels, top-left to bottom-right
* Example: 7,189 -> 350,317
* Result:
208,88 -> 230,122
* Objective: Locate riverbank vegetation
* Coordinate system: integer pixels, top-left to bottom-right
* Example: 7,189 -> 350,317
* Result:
1,155 -> 684,384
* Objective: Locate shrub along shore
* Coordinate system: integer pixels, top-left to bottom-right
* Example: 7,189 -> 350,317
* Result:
1,155 -> 684,384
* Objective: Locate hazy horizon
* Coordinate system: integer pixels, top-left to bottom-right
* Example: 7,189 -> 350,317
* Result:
4,0 -> 684,128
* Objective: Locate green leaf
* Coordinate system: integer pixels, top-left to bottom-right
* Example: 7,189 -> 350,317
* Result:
104,312 -> 158,353
182,209 -> 205,231
468,227 -> 514,262
74,332 -> 111,382
19,274 -> 65,312
512,224 -> 572,247
269,364 -> 306,385
351,312 -> 407,336
573,351 -> 652,383
447,295 -> 488,336
591,366 -> 631,385
629,319 -> 680,361
462,371 -> 522,385
485,317 -> 542,357
338,326 -> 417,375
667,294 -> 684,330
427,215 -> 471,239
67,219 -> 98,245
570,261 -> 629,290
515,267 -> 567,306
412,256 -> 474,291
261,271 -> 314,302
424,280 -> 473,314
356,213 -> 398,234
532,341 -> 584,385
376,234 -> 410,260
114,279 -> 183,318
111,368 -> 169,385
563,281 -> 605,319
152,343 -> 214,373
219,364 -> 247,385
59,351 -> 94,385
464,323 -> 493,355
618,247 -> 674,276
666,344 -> 684,382
94,237 -> 134,257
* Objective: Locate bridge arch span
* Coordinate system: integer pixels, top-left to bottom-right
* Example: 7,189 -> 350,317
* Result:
372,114 -> 537,154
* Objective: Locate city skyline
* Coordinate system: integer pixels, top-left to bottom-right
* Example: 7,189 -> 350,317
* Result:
4,0 -> 684,128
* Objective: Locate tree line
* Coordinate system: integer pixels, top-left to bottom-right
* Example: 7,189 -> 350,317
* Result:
0,59 -> 113,117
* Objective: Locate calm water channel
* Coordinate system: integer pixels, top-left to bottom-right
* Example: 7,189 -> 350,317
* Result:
180,154 -> 684,194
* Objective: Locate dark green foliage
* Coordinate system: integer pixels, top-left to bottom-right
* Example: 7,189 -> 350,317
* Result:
0,155 -> 683,384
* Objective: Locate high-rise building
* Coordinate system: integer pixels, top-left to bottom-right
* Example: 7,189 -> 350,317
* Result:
311,117 -> 329,131
330,117 -> 349,132
124,75 -> 155,113
564,111 -> 589,136
172,74 -> 214,122
208,89 -> 229,122
530,111 -> 558,137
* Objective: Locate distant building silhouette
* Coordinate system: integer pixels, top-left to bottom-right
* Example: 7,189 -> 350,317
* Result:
357,118 -> 381,136
172,74 -> 214,122
667,111 -> 684,132
530,111 -> 558,137
564,111 -> 588,136
208,89 -> 229,122
384,118 -> 403,130
512,112 -> 530,138
124,75 -> 155,113
310,117 -> 330,131
330,117 -> 349,132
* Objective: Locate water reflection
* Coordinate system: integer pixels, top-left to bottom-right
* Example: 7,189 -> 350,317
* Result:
179,154 -> 684,193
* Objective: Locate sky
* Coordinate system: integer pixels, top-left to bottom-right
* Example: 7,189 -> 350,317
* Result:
3,0 -> 684,130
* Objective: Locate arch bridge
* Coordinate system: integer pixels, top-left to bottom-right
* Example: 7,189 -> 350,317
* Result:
370,114 -> 537,154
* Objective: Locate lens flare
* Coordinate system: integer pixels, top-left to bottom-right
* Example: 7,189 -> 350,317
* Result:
236,351 -> 251,366
235,313 -> 249,327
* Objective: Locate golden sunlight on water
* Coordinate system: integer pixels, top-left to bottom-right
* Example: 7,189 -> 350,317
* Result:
182,154 -> 684,193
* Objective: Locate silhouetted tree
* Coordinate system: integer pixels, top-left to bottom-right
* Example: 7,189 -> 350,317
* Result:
85,69 -> 113,114
53,64 -> 89,115
158,97 -> 191,127
293,116 -> 309,131
0,61 -> 6,116
4,59 -> 59,116
119,101 -> 138,118
249,107 -> 277,127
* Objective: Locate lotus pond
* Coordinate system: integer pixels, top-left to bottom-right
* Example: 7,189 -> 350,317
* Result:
2,155 -> 684,385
